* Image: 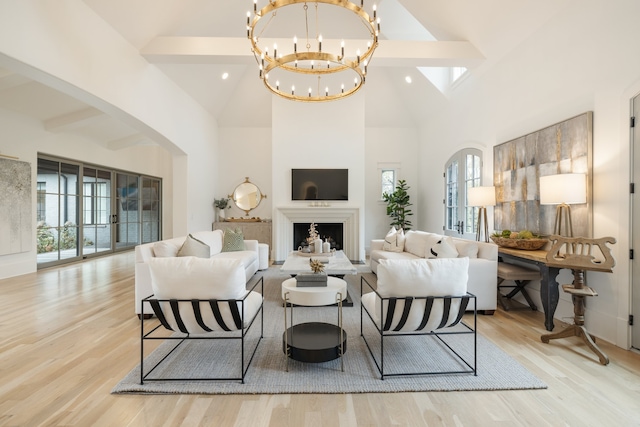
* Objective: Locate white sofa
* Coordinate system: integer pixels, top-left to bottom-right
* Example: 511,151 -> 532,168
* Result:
369,230 -> 498,313
134,230 -> 262,316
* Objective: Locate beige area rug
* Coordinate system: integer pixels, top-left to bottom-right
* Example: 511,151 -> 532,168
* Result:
112,267 -> 547,394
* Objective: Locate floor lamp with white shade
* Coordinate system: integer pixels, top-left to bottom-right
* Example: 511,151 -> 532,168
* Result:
539,173 -> 587,237
468,186 -> 496,242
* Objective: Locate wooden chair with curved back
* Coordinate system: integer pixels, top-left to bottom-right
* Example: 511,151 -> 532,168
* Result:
541,235 -> 616,365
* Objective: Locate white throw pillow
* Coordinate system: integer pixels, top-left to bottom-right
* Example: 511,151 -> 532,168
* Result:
148,257 -> 258,333
177,234 -> 210,258
427,236 -> 459,259
382,227 -> 405,252
192,230 -> 224,255
377,257 -> 469,298
404,231 -> 439,258
153,240 -> 181,258
148,257 -> 246,300
455,239 -> 479,258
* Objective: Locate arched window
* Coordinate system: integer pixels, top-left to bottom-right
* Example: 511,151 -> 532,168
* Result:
444,148 -> 483,239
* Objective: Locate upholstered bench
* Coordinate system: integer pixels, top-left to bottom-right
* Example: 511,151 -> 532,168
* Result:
497,262 -> 540,311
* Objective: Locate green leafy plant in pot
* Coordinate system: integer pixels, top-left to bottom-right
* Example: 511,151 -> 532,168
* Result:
383,179 -> 413,230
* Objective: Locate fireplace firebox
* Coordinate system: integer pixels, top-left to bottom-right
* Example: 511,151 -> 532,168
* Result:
293,223 -> 343,252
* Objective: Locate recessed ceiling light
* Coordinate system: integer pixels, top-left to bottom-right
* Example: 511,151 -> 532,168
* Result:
405,76 -> 412,84
222,72 -> 229,80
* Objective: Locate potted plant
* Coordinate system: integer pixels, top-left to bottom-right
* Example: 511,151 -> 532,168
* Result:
383,179 -> 413,230
214,198 -> 230,221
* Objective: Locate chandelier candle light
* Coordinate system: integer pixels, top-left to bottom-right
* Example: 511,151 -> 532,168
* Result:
247,0 -> 380,102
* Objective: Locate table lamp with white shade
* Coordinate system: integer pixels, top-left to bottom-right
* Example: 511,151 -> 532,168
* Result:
468,186 -> 496,242
539,173 -> 587,237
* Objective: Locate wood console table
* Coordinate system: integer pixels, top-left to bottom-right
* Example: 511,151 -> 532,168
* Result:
498,247 -> 560,331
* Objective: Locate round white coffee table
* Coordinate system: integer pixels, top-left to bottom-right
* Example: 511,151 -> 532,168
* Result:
281,276 -> 347,371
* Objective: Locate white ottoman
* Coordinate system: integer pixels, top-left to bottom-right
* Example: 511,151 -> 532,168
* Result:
258,243 -> 269,270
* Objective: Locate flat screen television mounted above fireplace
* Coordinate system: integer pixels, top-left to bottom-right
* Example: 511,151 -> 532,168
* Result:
291,169 -> 348,201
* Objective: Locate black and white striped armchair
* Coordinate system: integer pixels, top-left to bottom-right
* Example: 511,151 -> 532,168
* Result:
140,257 -> 263,384
360,257 -> 476,379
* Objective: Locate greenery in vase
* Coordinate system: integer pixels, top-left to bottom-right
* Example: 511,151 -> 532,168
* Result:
382,179 -> 413,230
214,198 -> 230,210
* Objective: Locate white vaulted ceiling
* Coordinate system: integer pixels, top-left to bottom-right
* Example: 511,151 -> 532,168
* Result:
0,0 -> 567,147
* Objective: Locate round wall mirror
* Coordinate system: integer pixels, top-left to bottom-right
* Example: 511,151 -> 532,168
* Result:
231,177 -> 266,216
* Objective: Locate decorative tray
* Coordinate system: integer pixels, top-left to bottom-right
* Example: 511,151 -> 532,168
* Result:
224,217 -> 263,222
296,250 -> 334,257
490,236 -> 548,250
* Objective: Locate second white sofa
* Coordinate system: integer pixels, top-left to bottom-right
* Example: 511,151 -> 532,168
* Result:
369,230 -> 498,313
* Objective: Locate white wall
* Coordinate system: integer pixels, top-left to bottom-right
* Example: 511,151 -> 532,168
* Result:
364,127 -> 419,251
218,122 -> 421,260
217,127 -> 273,221
272,94 -> 366,261
417,0 -> 640,348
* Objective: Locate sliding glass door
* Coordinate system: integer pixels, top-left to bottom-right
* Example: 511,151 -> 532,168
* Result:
115,172 -> 140,250
36,158 -> 81,264
37,156 -> 162,268
83,167 -> 112,256
141,177 -> 161,244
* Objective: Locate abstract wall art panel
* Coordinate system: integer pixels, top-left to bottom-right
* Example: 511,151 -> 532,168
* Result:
0,157 -> 32,255
493,112 -> 593,237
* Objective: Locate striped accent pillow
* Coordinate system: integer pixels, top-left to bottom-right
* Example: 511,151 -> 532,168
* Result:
382,227 -> 405,252
222,228 -> 245,252
428,237 -> 459,259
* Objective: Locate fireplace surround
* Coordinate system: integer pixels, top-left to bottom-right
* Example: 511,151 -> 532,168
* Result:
275,207 -> 360,261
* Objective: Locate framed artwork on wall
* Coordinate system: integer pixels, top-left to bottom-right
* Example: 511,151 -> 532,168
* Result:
493,112 -> 593,237
0,156 -> 32,255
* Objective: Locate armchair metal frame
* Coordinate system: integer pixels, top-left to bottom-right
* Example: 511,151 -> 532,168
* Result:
140,273 -> 264,384
360,275 -> 477,380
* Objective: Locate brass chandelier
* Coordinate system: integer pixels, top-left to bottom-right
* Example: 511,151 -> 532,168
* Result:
247,0 -> 380,102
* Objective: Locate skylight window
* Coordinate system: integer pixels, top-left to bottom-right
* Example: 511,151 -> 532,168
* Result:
452,67 -> 467,83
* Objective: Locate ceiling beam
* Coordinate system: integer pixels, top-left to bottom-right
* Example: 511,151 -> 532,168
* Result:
44,107 -> 104,132
107,133 -> 153,151
142,37 -> 254,64
373,40 -> 483,67
141,37 -> 484,67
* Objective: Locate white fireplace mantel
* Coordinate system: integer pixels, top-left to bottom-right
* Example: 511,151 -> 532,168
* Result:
274,206 -> 360,261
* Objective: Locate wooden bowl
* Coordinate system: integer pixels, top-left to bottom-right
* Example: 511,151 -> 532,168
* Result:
490,236 -> 548,250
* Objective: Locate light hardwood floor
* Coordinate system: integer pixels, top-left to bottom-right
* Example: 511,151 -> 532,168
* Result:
1,252 -> 640,426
